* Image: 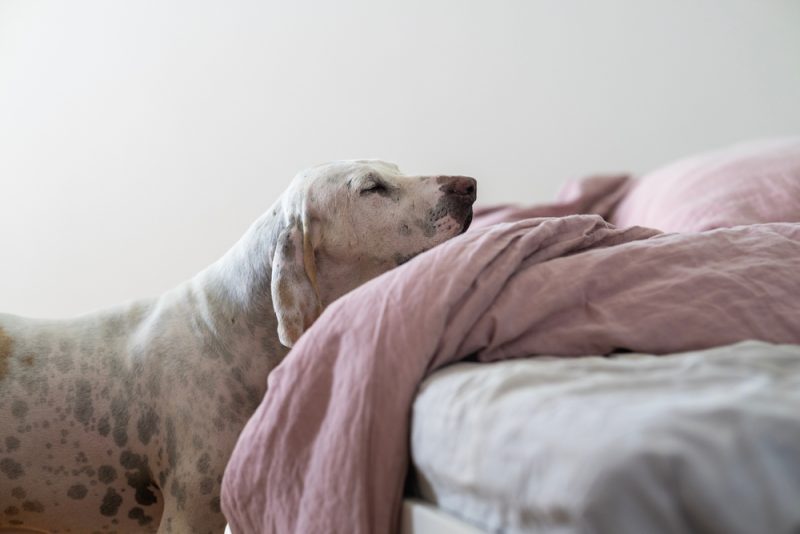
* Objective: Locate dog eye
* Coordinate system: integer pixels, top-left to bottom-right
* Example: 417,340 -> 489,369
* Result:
360,181 -> 388,195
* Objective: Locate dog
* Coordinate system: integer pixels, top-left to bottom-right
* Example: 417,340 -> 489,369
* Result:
0,160 -> 476,533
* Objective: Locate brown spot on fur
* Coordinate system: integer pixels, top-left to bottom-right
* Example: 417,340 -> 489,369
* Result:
3,505 -> 19,516
196,452 -> 210,474
158,469 -> 168,488
128,506 -> 154,526
22,500 -> 44,513
0,457 -> 24,479
170,479 -> 187,510
5,436 -> 20,452
74,379 -> 94,425
0,327 -> 12,380
281,226 -> 296,257
119,450 -> 158,506
98,464 -> 117,484
165,418 -> 177,470
11,400 -> 28,419
100,487 -> 123,517
67,484 -> 88,500
97,415 -> 111,437
209,496 -> 221,514
11,487 -> 25,499
136,405 -> 159,446
110,397 -> 129,447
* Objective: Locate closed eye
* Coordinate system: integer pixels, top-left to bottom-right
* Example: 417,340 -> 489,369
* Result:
360,181 -> 388,195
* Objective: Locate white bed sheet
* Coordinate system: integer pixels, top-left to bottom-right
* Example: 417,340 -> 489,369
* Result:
410,341 -> 800,534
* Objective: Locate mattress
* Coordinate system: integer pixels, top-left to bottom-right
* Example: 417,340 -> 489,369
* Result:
409,341 -> 800,534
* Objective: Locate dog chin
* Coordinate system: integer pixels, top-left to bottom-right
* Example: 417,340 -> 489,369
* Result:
460,209 -> 473,234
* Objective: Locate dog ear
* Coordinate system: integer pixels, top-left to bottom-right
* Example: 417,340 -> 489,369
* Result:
271,218 -> 322,348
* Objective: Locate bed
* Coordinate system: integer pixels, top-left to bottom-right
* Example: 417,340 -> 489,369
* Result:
405,341 -> 800,533
221,138 -> 800,534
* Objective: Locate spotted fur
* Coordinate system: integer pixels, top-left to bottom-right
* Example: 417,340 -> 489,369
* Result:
0,160 -> 476,532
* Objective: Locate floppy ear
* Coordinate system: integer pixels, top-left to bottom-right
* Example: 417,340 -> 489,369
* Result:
271,218 -> 322,347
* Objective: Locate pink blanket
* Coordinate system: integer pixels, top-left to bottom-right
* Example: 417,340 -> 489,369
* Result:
221,214 -> 800,533
473,138 -> 800,233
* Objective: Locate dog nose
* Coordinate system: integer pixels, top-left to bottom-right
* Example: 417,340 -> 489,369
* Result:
442,176 -> 477,201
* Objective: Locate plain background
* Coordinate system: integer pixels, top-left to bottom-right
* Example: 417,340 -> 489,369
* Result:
2,0 -> 799,318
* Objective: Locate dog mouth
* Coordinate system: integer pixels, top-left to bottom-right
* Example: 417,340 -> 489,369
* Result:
460,209 -> 473,234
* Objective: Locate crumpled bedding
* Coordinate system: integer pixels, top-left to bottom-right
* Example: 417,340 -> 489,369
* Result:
221,213 -> 800,533
473,137 -> 800,233
411,341 -> 800,534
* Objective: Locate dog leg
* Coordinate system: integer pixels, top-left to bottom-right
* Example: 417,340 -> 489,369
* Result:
157,494 -> 227,534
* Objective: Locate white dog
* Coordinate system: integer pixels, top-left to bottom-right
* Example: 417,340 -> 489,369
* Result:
0,160 -> 476,533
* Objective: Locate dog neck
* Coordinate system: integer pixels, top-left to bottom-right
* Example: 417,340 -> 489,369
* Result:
202,209 -> 282,320
181,205 -> 290,404
314,251 -> 393,307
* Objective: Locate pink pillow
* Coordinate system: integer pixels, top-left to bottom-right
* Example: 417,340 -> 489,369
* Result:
611,138 -> 800,232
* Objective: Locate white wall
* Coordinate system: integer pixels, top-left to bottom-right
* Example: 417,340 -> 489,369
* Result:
1,0 -> 799,318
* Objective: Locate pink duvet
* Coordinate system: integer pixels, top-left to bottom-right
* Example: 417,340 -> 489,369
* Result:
221,213 -> 800,533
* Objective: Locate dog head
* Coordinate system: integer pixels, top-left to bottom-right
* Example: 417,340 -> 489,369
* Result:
271,160 -> 477,347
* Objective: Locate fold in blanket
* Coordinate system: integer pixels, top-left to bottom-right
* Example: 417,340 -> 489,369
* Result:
222,215 -> 800,533
470,174 -> 632,229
